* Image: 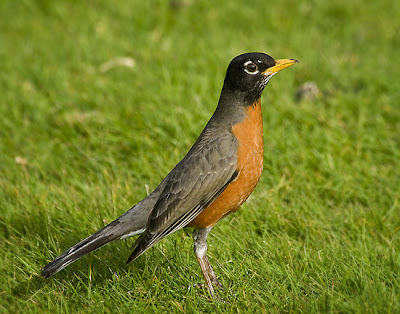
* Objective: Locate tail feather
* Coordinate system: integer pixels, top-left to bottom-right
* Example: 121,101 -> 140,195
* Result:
42,180 -> 167,277
42,220 -> 143,278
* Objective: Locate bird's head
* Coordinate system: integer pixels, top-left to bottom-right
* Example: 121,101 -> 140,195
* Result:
223,52 -> 298,103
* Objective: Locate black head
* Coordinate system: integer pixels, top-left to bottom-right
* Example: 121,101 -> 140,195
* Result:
223,52 -> 298,104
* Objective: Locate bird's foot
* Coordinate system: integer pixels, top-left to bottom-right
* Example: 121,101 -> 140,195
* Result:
188,282 -> 227,303
190,279 -> 223,290
211,278 -> 224,289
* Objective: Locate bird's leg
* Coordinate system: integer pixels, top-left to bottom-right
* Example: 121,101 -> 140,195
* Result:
196,255 -> 216,297
203,255 -> 223,288
193,227 -> 222,298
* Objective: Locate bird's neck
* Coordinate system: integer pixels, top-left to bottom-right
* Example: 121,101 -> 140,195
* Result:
210,86 -> 261,125
221,84 -> 262,107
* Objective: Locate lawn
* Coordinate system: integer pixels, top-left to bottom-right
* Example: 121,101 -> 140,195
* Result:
1,0 -> 399,312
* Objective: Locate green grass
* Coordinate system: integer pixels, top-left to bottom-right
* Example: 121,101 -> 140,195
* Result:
1,0 -> 399,312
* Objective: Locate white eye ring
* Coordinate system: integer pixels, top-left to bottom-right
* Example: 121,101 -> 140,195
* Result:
243,60 -> 259,75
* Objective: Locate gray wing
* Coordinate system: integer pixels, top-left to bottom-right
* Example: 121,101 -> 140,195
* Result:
127,130 -> 239,262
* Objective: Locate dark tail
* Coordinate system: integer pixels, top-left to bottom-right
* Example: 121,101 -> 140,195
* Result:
42,218 -> 144,278
42,181 -> 166,278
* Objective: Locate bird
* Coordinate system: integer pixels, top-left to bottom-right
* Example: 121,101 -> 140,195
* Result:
42,52 -> 298,298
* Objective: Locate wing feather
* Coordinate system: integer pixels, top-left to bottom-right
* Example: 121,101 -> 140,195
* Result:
127,130 -> 239,263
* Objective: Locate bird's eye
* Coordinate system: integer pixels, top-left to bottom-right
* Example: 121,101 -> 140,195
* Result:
243,61 -> 259,75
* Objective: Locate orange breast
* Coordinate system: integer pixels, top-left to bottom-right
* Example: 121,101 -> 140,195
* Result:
189,99 -> 264,228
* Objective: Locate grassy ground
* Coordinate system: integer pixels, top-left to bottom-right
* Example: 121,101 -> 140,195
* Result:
1,0 -> 399,312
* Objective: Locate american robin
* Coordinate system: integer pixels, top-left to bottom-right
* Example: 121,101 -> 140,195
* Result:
42,52 -> 298,298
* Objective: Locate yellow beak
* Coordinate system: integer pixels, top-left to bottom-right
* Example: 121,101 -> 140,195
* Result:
262,59 -> 299,76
